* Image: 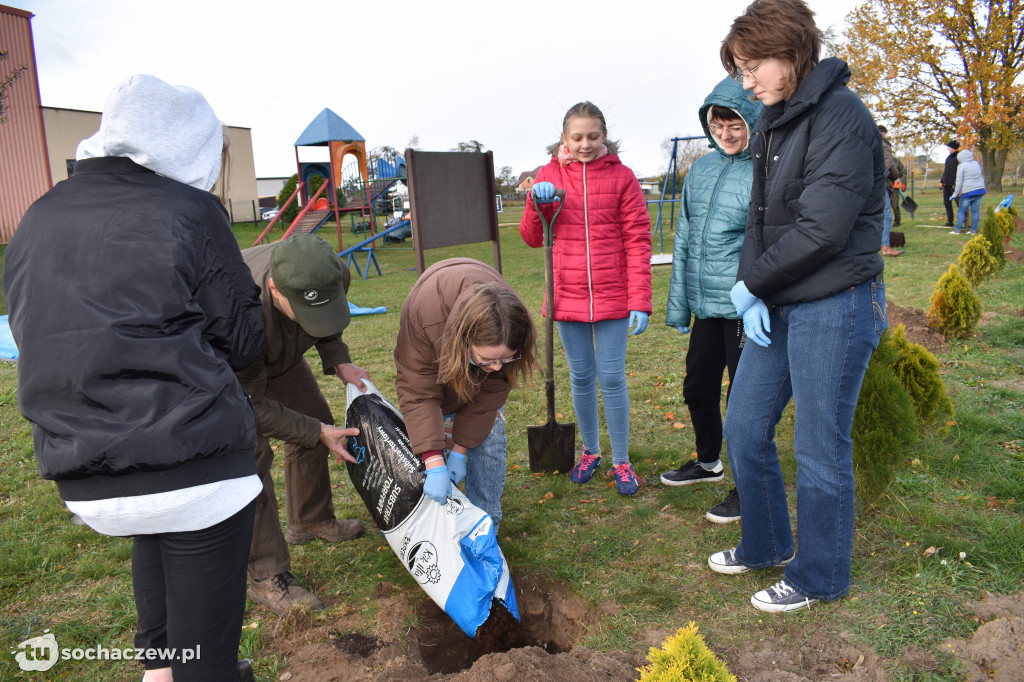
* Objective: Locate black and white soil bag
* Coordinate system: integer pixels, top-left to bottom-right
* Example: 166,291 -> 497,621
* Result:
344,381 -> 519,638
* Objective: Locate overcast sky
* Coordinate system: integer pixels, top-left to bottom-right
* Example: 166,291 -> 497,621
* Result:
8,0 -> 863,179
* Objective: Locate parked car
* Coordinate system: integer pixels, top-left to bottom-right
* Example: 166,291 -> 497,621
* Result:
261,208 -> 279,221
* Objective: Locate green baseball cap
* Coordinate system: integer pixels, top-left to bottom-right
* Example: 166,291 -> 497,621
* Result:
270,235 -> 350,338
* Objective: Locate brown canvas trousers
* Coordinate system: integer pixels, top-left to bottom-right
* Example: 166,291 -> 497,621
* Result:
247,358 -> 336,580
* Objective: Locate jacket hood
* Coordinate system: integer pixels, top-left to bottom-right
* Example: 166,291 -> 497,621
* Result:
764,57 -> 850,129
699,76 -> 762,156
957,149 -> 974,163
76,74 -> 222,191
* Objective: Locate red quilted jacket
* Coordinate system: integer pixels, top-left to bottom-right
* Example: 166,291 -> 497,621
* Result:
520,154 -> 652,322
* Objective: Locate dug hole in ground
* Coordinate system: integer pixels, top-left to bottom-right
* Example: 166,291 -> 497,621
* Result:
263,370 -> 1023,680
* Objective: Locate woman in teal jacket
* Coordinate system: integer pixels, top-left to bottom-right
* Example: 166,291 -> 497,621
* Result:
661,76 -> 761,524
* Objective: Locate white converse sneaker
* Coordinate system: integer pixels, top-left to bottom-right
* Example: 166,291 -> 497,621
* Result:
750,579 -> 818,613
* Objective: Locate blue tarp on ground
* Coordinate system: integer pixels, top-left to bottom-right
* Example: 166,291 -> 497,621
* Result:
0,316 -> 18,360
350,301 -> 387,316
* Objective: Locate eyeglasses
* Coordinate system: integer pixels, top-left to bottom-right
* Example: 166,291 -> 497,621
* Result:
469,352 -> 521,368
731,57 -> 772,83
709,122 -> 746,136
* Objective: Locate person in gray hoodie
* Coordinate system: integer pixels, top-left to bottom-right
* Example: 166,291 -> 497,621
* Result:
951,148 -> 987,235
4,74 -> 264,682
661,76 -> 761,524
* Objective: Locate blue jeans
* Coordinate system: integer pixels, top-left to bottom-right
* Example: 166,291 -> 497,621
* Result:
882,189 -> 892,246
556,318 -> 630,464
956,194 -> 982,233
444,408 -> 506,528
723,279 -> 886,600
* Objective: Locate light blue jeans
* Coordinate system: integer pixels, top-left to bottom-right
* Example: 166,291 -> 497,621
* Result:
882,190 -> 893,247
723,279 -> 886,600
444,407 -> 506,529
555,318 -> 630,465
956,194 -> 983,233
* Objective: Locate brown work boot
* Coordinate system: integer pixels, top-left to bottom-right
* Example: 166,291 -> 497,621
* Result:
285,518 -> 364,545
249,571 -> 322,616
880,246 -> 904,257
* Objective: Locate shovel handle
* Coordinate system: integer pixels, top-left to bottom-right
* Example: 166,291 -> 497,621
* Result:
530,189 -> 565,424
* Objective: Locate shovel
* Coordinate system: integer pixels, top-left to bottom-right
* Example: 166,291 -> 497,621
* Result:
527,189 -> 576,474
898,188 -> 918,219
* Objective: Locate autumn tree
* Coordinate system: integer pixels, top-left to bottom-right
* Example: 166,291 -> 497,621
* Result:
495,165 -> 515,194
450,140 -> 486,153
657,137 -> 711,196
839,0 -> 1024,190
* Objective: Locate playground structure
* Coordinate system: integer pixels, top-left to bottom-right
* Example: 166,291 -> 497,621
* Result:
253,108 -> 502,280
647,136 -> 702,264
253,108 -> 410,256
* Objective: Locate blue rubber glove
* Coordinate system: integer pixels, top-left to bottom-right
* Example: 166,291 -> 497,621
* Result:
730,280 -> 758,316
447,452 -> 467,484
628,311 -> 649,335
674,326 -> 690,334
742,299 -> 772,347
423,466 -> 450,505
532,182 -> 560,204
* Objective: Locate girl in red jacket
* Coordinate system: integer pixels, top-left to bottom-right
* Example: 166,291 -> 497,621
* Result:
519,101 -> 652,495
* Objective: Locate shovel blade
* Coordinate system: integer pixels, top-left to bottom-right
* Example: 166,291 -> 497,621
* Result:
527,420 -> 576,473
901,195 -> 918,218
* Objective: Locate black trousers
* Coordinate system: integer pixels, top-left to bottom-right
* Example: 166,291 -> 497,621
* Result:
133,497 -> 256,680
682,317 -> 745,464
942,185 -> 958,225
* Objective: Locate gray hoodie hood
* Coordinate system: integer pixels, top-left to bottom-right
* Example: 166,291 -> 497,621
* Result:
699,76 -> 762,157
77,74 -> 222,191
957,149 -> 974,163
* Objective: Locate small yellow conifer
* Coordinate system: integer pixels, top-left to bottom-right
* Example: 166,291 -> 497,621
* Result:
926,265 -> 981,339
637,622 -> 737,682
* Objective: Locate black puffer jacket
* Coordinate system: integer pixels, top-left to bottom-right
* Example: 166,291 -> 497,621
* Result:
3,157 -> 265,501
739,58 -> 885,305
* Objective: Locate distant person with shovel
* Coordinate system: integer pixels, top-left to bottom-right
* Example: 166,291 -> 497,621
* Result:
394,258 -> 537,530
879,125 -> 905,257
662,75 -> 761,524
520,101 -> 653,496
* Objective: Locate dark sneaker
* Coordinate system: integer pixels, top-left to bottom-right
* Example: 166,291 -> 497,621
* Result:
285,518 -> 364,545
751,579 -> 818,613
659,459 -> 724,486
706,487 -> 741,524
249,571 -> 322,616
607,462 -> 643,496
708,548 -> 794,575
237,659 -> 255,682
569,449 -> 601,484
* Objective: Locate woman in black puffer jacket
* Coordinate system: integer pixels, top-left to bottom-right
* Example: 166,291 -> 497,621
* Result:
705,0 -> 888,614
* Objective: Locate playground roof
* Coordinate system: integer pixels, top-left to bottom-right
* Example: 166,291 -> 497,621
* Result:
294,108 -> 365,146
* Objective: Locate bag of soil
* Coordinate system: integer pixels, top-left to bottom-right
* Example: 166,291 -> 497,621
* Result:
344,381 -> 519,639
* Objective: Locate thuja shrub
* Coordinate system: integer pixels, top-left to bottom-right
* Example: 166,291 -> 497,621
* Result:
993,207 -> 1015,242
888,324 -> 953,429
958,235 -> 997,287
637,622 -> 737,682
852,330 -> 918,505
927,264 -> 982,339
979,207 -> 1007,270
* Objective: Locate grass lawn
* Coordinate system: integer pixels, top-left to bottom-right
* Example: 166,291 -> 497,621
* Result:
0,187 -> 1021,680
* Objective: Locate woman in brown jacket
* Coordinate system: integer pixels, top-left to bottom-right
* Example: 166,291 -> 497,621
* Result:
394,258 -> 537,528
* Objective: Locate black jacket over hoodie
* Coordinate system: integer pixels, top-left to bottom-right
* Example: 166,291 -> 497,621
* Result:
3,157 -> 266,501
739,57 -> 885,305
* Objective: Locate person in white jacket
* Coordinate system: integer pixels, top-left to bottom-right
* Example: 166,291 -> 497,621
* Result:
951,149 -> 987,235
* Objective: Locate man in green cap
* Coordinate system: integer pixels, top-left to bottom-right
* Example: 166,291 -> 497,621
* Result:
238,234 -> 371,615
